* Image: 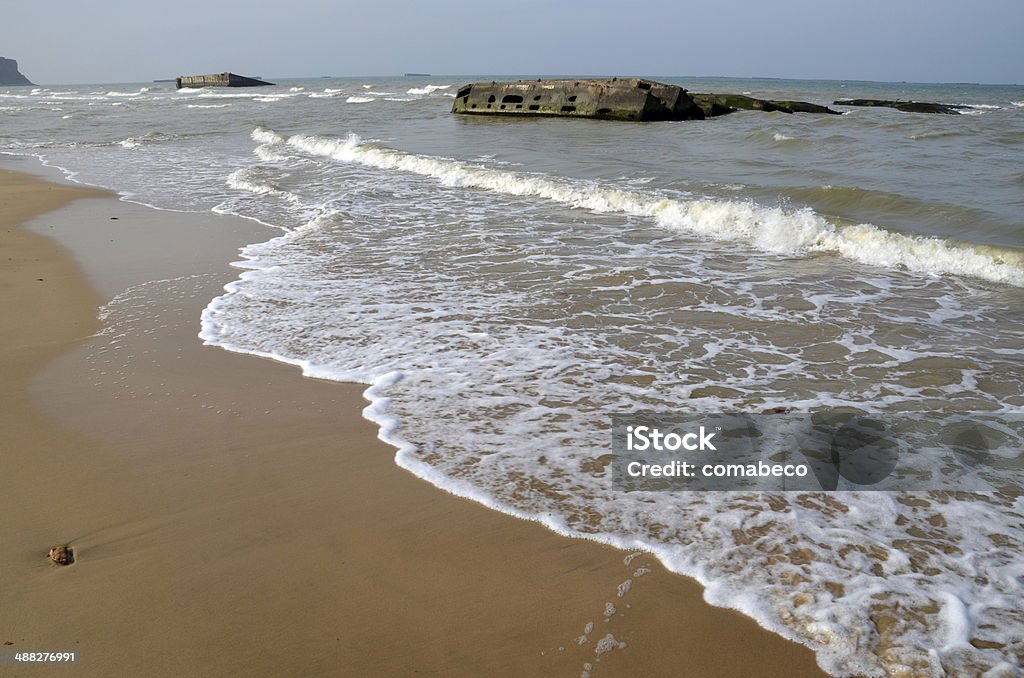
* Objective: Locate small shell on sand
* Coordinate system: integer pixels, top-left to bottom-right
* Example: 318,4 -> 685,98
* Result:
48,545 -> 74,566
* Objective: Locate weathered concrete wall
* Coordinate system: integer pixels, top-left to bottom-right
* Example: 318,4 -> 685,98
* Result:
175,72 -> 274,89
0,57 -> 34,86
452,79 -> 704,121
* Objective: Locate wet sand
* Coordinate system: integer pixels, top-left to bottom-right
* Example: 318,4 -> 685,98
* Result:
0,164 -> 828,677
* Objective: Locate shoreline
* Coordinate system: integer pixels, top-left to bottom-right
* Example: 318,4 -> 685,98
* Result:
1,162 -> 828,676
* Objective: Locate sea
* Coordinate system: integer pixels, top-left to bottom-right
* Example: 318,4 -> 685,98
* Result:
3,75 -> 1023,676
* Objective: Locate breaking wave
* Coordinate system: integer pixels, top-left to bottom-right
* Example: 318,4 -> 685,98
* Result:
407,84 -> 451,95
253,127 -> 1024,287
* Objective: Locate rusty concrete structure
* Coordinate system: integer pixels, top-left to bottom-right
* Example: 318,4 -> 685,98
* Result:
452,78 -> 705,121
175,72 -> 274,89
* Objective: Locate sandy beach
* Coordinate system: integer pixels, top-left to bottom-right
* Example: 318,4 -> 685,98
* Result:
0,163 -> 828,677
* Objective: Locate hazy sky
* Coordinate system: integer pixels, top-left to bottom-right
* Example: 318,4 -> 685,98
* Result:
3,0 -> 1022,85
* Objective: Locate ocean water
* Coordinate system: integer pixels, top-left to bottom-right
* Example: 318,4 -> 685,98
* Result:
3,75 -> 1023,676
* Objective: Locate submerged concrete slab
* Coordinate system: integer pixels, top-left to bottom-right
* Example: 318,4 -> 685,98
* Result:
690,93 -> 840,116
175,72 -> 274,89
833,99 -> 964,115
451,79 -> 705,121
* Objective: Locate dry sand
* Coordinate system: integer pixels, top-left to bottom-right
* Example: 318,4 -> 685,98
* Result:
0,165 -> 828,677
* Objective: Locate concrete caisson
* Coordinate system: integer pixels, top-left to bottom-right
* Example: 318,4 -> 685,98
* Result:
452,78 -> 705,121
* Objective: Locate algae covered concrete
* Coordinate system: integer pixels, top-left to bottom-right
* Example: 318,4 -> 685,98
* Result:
690,93 -> 840,116
833,98 -> 964,114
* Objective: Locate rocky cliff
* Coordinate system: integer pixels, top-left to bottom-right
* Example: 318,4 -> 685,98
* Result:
0,57 -> 35,86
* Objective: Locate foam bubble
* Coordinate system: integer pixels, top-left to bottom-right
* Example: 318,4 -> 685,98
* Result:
616,580 -> 632,598
594,634 -> 626,654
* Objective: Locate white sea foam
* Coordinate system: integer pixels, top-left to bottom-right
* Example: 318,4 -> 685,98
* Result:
190,124 -> 1024,677
406,84 -> 451,95
268,129 -> 1024,287
197,226 -> 1024,677
346,96 -> 376,103
773,133 -> 795,141
225,166 -> 301,204
594,634 -> 626,655
117,132 -> 166,149
251,127 -> 287,146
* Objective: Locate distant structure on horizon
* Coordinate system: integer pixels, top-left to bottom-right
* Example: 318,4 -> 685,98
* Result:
405,73 -> 431,77
175,72 -> 274,89
0,57 -> 34,86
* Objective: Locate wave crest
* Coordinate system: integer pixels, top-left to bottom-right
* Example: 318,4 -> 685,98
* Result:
259,128 -> 1024,287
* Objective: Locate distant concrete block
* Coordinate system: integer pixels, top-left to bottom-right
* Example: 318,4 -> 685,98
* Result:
175,72 -> 274,89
